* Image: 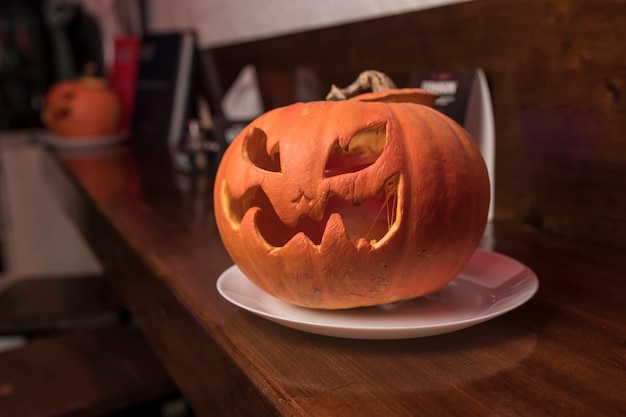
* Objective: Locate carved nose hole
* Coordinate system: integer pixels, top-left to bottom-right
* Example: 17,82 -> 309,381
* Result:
243,127 -> 281,172
324,123 -> 386,177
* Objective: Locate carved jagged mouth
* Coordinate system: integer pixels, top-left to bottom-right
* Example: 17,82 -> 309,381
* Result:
221,173 -> 401,249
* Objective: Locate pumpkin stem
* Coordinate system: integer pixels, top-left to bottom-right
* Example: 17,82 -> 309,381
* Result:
326,70 -> 397,101
83,61 -> 98,77
78,61 -> 109,88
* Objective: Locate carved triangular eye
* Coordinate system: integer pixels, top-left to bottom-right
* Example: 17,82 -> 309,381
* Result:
324,123 -> 386,177
243,127 -> 281,172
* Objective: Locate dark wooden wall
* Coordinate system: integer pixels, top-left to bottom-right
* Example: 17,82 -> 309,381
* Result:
208,0 -> 626,248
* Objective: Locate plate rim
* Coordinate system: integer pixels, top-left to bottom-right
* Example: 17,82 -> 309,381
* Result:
39,131 -> 129,149
216,249 -> 539,339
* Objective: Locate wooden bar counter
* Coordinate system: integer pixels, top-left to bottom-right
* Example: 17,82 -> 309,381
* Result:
43,143 -> 625,417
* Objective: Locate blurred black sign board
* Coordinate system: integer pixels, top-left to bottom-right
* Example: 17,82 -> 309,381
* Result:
131,31 -> 197,149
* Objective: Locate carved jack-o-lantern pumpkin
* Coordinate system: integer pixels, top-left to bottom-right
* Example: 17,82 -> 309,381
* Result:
214,72 -> 490,309
42,66 -> 121,138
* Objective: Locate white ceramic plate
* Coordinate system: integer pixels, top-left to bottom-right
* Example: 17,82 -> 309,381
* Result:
39,131 -> 128,149
217,249 -> 538,339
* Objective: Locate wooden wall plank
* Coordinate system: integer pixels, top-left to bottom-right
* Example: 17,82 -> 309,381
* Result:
208,0 -> 626,247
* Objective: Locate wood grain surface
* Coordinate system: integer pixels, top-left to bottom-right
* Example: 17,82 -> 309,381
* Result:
43,142 -> 626,417
0,276 -> 122,336
0,324 -> 177,417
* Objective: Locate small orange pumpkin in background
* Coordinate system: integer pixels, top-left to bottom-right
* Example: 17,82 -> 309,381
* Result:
42,63 -> 121,138
214,71 -> 490,310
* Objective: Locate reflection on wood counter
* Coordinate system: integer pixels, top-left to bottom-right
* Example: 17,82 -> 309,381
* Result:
43,144 -> 625,417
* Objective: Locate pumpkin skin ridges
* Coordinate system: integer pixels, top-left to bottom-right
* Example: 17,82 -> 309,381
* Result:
214,92 -> 489,309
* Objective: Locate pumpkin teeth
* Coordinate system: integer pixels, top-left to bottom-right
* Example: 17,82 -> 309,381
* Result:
320,212 -> 351,248
223,174 -> 400,249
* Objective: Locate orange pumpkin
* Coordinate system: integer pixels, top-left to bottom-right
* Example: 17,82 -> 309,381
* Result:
214,85 -> 490,309
42,71 -> 121,138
